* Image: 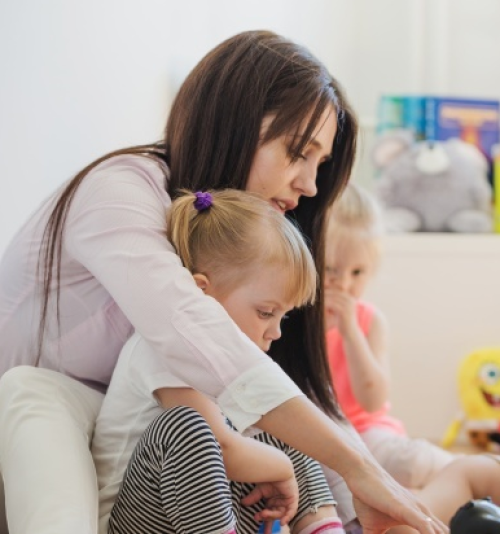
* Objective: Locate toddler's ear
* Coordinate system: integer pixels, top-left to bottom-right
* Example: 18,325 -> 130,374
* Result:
372,128 -> 414,169
192,273 -> 210,293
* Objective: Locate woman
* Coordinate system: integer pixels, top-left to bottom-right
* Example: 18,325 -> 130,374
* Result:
0,30 -> 445,534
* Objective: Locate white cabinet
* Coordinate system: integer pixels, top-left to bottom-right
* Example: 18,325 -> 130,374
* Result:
365,233 -> 500,442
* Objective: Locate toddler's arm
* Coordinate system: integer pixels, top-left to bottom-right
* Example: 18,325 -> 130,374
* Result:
155,387 -> 298,526
154,387 -> 295,483
327,289 -> 390,412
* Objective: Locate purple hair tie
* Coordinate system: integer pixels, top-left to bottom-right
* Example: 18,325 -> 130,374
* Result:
193,191 -> 213,212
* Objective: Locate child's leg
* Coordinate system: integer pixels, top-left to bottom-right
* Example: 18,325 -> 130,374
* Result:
419,454 -> 500,523
361,427 -> 456,488
0,366 -> 103,534
244,432 -> 344,534
109,406 -> 236,534
388,454 -> 500,534
319,465 -> 356,529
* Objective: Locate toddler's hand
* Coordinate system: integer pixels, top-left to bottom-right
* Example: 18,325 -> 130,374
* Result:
324,288 -> 357,336
241,476 -> 299,530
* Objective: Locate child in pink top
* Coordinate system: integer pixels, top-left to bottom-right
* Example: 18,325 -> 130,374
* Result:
324,182 -> 454,489
327,300 -> 405,437
324,182 -> 500,531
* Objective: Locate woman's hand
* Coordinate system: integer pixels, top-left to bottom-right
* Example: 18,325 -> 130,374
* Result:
258,398 -> 448,533
241,476 -> 299,534
346,463 -> 448,534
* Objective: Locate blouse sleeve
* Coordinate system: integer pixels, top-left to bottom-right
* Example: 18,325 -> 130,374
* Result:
64,155 -> 303,431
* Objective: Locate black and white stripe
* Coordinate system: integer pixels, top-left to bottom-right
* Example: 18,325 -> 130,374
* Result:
244,432 -> 336,531
109,406 -> 335,534
109,406 -> 234,534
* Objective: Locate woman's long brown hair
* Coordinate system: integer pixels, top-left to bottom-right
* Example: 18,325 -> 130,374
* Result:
38,30 -> 358,418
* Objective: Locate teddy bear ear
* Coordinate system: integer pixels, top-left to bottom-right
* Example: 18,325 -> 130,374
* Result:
446,138 -> 489,174
372,129 -> 414,169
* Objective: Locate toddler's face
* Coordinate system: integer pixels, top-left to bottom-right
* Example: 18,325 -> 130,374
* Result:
202,266 -> 294,352
324,234 -> 378,301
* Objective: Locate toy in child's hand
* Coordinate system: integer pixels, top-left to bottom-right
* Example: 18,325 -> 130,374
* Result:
450,497 -> 500,534
372,129 -> 493,233
442,348 -> 500,450
258,520 -> 281,533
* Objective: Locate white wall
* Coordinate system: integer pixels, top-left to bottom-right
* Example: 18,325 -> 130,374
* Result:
0,0 -> 338,253
3,0 -> 500,253
347,0 -> 500,190
1,2 -> 500,439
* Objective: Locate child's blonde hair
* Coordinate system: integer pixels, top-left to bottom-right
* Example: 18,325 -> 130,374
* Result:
327,182 -> 384,239
167,189 -> 317,308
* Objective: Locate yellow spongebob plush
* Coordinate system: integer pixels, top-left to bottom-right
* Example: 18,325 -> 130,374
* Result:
442,348 -> 500,450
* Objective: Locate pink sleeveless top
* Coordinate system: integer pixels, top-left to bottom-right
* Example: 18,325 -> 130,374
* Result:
326,301 -> 405,435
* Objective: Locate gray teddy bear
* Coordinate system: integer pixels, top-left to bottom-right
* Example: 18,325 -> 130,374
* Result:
372,129 -> 493,233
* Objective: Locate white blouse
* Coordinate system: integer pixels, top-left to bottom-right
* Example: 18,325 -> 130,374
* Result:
0,154 -> 302,431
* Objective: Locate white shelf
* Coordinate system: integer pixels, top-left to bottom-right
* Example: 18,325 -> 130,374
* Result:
380,232 -> 500,256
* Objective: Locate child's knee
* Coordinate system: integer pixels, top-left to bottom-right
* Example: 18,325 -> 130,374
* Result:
144,405 -> 218,451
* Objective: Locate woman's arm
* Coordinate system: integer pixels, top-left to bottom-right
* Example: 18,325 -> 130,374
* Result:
155,387 -> 294,484
257,397 -> 447,534
66,160 -> 445,534
155,387 -> 299,527
64,157 -> 302,430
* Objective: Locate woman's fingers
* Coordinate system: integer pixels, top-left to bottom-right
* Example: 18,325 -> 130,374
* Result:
419,513 -> 448,533
395,500 -> 449,533
407,497 -> 448,533
353,493 -> 449,534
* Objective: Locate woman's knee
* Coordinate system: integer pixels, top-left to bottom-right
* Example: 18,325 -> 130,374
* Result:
0,365 -> 92,403
0,366 -> 55,418
0,366 -> 103,445
0,366 -> 37,397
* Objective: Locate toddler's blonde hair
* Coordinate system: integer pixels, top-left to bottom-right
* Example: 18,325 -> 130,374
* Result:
167,189 -> 317,308
326,182 -> 384,267
327,182 -> 384,239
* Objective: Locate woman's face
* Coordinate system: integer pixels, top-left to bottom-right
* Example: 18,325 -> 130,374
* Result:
246,105 -> 337,214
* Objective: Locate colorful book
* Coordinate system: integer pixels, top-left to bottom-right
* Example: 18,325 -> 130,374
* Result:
424,97 -> 500,163
376,95 -> 405,133
377,95 -> 426,140
402,95 -> 426,140
494,145 -> 500,233
377,95 -> 500,185
377,95 -> 500,158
